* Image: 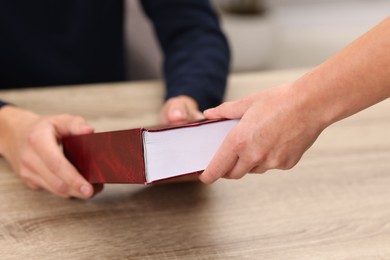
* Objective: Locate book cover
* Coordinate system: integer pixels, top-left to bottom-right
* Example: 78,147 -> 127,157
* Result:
62,119 -> 238,184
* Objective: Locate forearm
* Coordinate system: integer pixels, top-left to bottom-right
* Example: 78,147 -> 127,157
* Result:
141,0 -> 230,111
292,17 -> 390,128
163,34 -> 230,111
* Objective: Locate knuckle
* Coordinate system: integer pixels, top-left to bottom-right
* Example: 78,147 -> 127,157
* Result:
207,169 -> 223,181
244,152 -> 267,166
52,180 -> 68,194
20,152 -> 34,169
67,172 -> 86,191
265,157 -> 280,169
230,173 -> 245,180
47,157 -> 62,175
231,135 -> 247,153
26,131 -> 40,147
266,155 -> 297,170
26,122 -> 51,147
202,166 -> 225,183
19,169 -> 31,181
279,160 -> 297,170
69,179 -> 82,193
249,165 -> 267,174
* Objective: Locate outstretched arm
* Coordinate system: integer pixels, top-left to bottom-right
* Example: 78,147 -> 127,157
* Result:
200,16 -> 390,184
141,0 -> 230,124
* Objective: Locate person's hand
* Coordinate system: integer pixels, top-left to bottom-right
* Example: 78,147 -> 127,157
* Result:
199,84 -> 326,184
159,95 -> 204,183
0,106 -> 102,199
160,95 -> 204,125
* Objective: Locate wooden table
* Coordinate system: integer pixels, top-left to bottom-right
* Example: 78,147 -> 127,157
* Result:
1,69 -> 390,259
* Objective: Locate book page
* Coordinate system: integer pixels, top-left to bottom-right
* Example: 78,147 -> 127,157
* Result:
143,119 -> 239,183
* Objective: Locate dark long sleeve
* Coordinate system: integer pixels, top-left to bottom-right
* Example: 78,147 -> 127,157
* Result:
0,0 -> 126,89
0,0 -> 126,107
140,0 -> 230,111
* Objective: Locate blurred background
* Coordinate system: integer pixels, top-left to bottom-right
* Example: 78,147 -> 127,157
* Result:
126,0 -> 390,80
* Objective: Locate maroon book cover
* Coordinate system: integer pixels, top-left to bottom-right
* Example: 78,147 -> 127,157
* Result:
62,119 -> 228,184
63,128 -> 146,184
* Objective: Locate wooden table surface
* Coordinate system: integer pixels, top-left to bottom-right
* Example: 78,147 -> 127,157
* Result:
1,69 -> 390,259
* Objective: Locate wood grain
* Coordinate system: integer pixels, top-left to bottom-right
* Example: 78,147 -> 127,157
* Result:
1,69 -> 390,259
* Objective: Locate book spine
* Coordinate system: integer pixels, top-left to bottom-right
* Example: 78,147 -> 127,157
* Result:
63,129 -> 146,184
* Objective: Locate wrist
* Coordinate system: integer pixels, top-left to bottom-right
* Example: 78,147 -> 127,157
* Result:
0,106 -> 39,154
288,73 -> 339,131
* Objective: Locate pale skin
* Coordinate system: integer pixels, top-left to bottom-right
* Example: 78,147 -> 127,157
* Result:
0,95 -> 204,199
199,16 -> 390,184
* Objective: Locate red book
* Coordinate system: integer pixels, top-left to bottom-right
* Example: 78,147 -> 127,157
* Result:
62,119 -> 239,184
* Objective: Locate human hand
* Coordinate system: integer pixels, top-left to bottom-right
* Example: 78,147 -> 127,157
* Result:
0,106 -> 102,199
158,95 -> 204,183
199,84 -> 326,184
159,95 -> 205,125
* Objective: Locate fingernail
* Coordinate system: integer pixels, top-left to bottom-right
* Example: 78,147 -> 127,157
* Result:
80,184 -> 92,197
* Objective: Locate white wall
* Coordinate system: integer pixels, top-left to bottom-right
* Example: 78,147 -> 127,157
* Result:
218,0 -> 390,71
126,0 -> 390,78
125,0 -> 162,80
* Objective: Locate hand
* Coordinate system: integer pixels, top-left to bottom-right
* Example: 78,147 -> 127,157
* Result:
159,95 -> 204,125
199,84 -> 325,184
0,106 -> 102,199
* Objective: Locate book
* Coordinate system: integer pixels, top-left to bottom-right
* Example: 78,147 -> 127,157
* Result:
62,119 -> 239,184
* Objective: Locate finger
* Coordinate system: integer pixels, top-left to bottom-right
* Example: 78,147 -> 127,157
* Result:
167,106 -> 202,125
186,109 -> 205,122
168,106 -> 187,123
29,125 -> 94,199
223,159 -> 254,180
20,148 -> 70,196
50,114 -> 94,137
249,165 -> 268,174
159,106 -> 169,125
204,99 -> 250,120
49,116 -> 95,198
41,150 -> 93,199
163,95 -> 203,125
171,103 -> 205,124
19,166 -> 70,198
25,179 -> 42,190
199,137 -> 239,184
55,158 -> 94,199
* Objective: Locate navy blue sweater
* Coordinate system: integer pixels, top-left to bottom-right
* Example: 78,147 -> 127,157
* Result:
0,0 -> 230,111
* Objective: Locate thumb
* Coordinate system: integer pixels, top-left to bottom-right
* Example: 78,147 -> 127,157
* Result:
204,98 -> 251,119
168,106 -> 187,122
50,114 -> 94,137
